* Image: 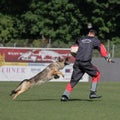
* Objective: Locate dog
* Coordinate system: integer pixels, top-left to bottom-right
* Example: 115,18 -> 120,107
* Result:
10,57 -> 69,100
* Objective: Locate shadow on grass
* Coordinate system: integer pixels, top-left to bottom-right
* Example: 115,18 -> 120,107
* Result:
15,98 -> 102,102
69,98 -> 102,102
15,98 -> 58,102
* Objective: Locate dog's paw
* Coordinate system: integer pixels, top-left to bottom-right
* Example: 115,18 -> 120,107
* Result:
54,74 -> 60,79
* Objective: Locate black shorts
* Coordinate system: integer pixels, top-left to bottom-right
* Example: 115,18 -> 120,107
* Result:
71,60 -> 99,84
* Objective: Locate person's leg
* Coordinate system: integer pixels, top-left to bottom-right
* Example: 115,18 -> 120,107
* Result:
61,61 -> 84,101
90,71 -> 100,92
89,71 -> 102,99
84,62 -> 102,99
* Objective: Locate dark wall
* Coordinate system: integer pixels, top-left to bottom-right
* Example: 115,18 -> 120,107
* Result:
92,58 -> 120,82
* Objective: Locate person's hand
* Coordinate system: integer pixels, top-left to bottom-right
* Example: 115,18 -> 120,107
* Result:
107,58 -> 115,63
108,58 -> 112,63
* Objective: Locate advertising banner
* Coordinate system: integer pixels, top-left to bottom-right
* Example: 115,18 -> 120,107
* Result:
0,47 -> 75,63
0,47 -> 89,82
0,63 -> 89,82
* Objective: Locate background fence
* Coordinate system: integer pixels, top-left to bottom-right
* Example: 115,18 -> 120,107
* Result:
0,39 -> 120,58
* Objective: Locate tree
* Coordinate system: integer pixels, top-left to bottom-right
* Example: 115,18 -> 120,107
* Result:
0,0 -> 31,15
0,0 -> 119,47
0,14 -> 18,45
20,0 -> 84,45
72,0 -> 120,41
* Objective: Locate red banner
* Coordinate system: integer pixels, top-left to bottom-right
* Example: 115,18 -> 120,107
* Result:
0,47 -> 75,63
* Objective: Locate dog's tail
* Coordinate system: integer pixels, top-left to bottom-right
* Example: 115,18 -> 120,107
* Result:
10,79 -> 33,100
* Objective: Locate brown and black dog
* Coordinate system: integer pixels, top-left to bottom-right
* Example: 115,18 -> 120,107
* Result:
10,57 -> 69,100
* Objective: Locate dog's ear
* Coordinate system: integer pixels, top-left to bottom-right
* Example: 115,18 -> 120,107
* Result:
64,56 -> 70,65
65,54 -> 70,62
65,57 -> 70,61
57,57 -> 64,62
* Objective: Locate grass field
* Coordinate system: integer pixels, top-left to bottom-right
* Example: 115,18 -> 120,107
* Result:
0,81 -> 120,120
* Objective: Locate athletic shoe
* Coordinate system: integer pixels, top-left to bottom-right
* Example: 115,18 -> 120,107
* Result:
89,91 -> 102,99
61,95 -> 69,102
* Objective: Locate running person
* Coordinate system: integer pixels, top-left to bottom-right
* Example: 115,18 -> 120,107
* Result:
61,29 -> 112,101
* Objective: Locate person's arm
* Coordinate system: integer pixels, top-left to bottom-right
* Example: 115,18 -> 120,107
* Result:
99,44 -> 112,62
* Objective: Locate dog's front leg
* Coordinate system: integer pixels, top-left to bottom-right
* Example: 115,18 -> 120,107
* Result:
54,71 -> 64,78
54,74 -> 60,79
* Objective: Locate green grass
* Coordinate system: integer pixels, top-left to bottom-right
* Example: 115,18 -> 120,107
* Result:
0,82 -> 120,120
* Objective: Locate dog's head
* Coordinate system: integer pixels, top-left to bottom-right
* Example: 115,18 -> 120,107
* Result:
57,56 -> 70,65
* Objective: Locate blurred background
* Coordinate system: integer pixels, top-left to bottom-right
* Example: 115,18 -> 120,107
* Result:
0,0 -> 120,57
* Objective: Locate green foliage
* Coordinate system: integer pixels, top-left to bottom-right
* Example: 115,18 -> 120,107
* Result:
52,40 -> 72,48
111,37 -> 120,44
22,0 -> 83,43
0,14 -> 18,44
0,0 -> 119,47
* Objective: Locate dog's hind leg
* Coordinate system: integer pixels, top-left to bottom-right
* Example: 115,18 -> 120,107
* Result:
13,90 -> 25,100
12,81 -> 32,100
